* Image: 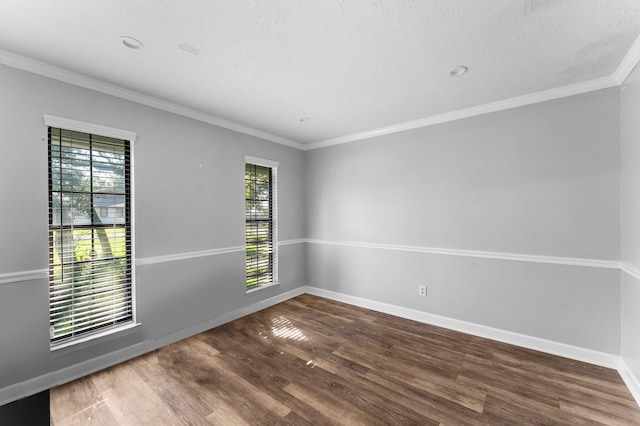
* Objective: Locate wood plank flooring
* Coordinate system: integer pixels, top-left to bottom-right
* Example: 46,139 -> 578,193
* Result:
51,294 -> 640,425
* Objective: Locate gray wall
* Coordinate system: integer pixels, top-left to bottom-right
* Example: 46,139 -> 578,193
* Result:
306,88 -> 622,354
0,58 -> 632,403
0,64 -> 306,395
621,62 -> 640,384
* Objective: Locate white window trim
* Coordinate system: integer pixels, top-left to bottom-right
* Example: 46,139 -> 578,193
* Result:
44,115 -> 137,142
244,156 -> 279,292
46,115 -> 139,351
50,322 -> 141,353
244,155 -> 279,169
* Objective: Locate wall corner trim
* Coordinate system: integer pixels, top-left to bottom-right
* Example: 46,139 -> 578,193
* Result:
614,33 -> 640,85
622,264 -> 640,282
619,359 -> 640,407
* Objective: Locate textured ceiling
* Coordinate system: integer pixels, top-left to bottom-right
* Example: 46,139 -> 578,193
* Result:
1,0 -> 639,147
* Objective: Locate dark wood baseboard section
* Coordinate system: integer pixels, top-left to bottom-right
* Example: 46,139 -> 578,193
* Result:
51,294 -> 640,425
0,389 -> 50,426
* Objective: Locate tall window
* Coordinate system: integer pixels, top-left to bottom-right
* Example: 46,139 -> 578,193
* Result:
245,156 -> 278,291
48,126 -> 133,347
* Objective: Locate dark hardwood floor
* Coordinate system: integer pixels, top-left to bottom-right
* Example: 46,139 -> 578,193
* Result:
51,294 -> 640,425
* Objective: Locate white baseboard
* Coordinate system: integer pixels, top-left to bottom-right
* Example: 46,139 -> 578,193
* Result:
3,284 -> 637,408
0,286 -> 306,407
619,359 -> 640,406
304,286 -> 620,369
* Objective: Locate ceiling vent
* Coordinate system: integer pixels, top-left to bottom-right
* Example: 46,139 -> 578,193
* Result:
524,0 -> 566,15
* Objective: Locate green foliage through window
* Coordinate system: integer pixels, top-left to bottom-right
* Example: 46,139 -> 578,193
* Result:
245,163 -> 275,290
48,127 -> 133,345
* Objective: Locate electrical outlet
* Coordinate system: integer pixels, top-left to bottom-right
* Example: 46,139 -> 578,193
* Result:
418,285 -> 427,297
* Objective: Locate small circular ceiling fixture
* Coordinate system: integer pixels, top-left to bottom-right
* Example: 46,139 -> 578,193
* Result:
449,65 -> 468,77
121,36 -> 144,50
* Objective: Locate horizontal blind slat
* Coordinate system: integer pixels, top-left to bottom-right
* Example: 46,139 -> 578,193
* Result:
49,126 -> 133,344
52,315 -> 133,340
49,289 -> 131,307
51,299 -> 133,322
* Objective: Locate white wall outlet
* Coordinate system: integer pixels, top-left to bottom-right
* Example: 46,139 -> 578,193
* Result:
418,285 -> 427,297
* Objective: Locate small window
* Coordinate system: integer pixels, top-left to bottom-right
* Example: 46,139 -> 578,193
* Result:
48,126 -> 134,347
245,156 -> 278,291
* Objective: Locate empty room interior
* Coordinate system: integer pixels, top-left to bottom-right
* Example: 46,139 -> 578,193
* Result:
2,0 -> 640,424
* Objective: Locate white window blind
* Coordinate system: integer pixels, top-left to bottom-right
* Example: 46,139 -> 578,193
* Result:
245,157 -> 278,290
48,127 -> 133,346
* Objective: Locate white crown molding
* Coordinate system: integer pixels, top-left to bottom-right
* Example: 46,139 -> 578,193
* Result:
304,75 -> 620,150
0,49 -> 305,150
305,286 -> 620,369
0,47 -> 633,153
0,269 -> 47,286
305,239 -> 620,269
614,33 -> 640,85
44,114 -> 137,141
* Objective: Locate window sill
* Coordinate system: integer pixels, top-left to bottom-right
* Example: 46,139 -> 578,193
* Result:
50,322 -> 141,355
245,282 -> 280,295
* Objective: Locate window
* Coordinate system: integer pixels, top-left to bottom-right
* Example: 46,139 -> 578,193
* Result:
245,156 -> 278,291
48,125 -> 134,347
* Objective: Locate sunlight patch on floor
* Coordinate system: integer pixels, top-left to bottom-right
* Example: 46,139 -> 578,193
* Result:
271,315 -> 307,341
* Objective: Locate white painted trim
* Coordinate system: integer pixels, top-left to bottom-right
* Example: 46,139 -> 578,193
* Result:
615,33 -> 640,85
304,76 -> 619,150
245,282 -> 280,294
136,246 -> 245,266
0,240 -> 619,286
2,48 -> 631,152
50,322 -> 141,352
279,239 -> 306,247
0,49 -> 303,150
1,283 -> 633,407
244,155 -> 280,169
619,359 -> 640,407
304,286 -> 620,369
2,48 -> 630,154
44,114 -> 137,142
306,239 -> 620,269
0,285 -> 306,407
0,241 -> 303,282
0,269 -> 47,285
622,264 -> 640,282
